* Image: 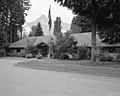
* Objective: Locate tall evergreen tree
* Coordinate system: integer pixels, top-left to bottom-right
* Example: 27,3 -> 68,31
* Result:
54,0 -> 120,62
70,16 -> 92,33
35,22 -> 44,36
53,17 -> 62,36
0,0 -> 31,44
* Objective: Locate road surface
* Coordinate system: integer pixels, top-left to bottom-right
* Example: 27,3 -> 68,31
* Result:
0,58 -> 120,96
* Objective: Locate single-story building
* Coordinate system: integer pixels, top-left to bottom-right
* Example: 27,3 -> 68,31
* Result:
8,36 -> 55,56
71,33 -> 120,59
8,33 -> 120,58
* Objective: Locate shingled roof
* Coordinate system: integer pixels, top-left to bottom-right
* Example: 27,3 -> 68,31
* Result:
71,33 -> 102,47
9,33 -> 120,48
72,33 -> 120,47
9,36 -> 55,48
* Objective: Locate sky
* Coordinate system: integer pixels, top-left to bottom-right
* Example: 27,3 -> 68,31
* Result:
25,0 -> 74,24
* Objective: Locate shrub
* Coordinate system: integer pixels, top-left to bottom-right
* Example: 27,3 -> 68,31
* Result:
76,47 -> 90,60
25,45 -> 38,55
116,54 -> 120,59
54,32 -> 78,56
0,50 -> 4,57
106,56 -> 113,61
73,53 -> 79,60
52,52 -> 69,59
99,55 -> 113,62
59,53 -> 69,59
52,52 -> 60,59
99,55 -> 106,62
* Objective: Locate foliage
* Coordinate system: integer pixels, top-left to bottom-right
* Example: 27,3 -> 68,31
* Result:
35,22 -> 44,36
116,54 -> 120,59
54,31 -> 77,54
52,52 -> 60,59
52,31 -> 78,59
29,25 -> 36,37
76,47 -> 91,60
29,22 -> 44,37
98,55 -> 106,61
107,56 -> 113,61
54,0 -> 120,62
53,45 -> 91,60
53,31 -> 91,60
98,24 -> 120,44
0,0 -> 31,44
54,0 -> 120,21
59,53 -> 69,59
97,1 -> 120,44
115,54 -> 120,62
0,49 -> 5,57
25,45 -> 36,54
0,30 -> 5,46
53,17 -> 62,36
70,16 -> 92,33
98,54 -> 113,62
52,52 -> 69,59
25,45 -> 38,56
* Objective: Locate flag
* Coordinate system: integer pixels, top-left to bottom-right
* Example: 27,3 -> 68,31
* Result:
48,5 -> 52,31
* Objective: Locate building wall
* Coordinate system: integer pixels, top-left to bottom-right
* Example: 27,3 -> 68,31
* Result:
101,47 -> 120,59
8,48 -> 25,57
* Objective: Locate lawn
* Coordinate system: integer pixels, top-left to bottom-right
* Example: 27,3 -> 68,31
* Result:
15,59 -> 120,77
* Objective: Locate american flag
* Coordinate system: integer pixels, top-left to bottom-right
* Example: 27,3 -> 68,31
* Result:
48,5 -> 52,31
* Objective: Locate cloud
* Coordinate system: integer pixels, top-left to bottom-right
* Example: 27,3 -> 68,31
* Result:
25,0 -> 74,23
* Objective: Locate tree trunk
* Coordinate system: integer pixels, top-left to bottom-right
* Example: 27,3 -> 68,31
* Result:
5,27 -> 8,57
10,23 -> 12,43
21,31 -> 22,39
91,19 -> 96,62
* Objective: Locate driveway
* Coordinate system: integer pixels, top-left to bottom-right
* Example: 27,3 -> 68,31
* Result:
0,58 -> 120,96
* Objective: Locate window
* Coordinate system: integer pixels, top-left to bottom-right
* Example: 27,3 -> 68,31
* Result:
17,49 -> 20,52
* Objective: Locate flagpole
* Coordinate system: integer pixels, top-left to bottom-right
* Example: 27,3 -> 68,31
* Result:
48,31 -> 51,59
48,4 -> 52,59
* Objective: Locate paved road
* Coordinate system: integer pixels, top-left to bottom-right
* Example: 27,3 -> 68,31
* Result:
0,58 -> 120,96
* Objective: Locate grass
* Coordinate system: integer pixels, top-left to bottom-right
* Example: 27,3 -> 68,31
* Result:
15,58 -> 120,69
15,59 -> 120,77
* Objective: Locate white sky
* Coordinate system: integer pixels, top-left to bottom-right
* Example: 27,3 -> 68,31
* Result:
25,0 -> 74,24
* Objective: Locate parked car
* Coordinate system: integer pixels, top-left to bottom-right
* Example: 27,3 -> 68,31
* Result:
35,53 -> 42,59
25,53 -> 33,58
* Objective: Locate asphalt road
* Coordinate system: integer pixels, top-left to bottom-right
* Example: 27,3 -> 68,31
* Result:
0,58 -> 120,96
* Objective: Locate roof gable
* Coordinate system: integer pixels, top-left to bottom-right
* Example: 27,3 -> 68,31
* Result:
71,33 -> 102,47
9,36 -> 55,48
9,33 -> 120,48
